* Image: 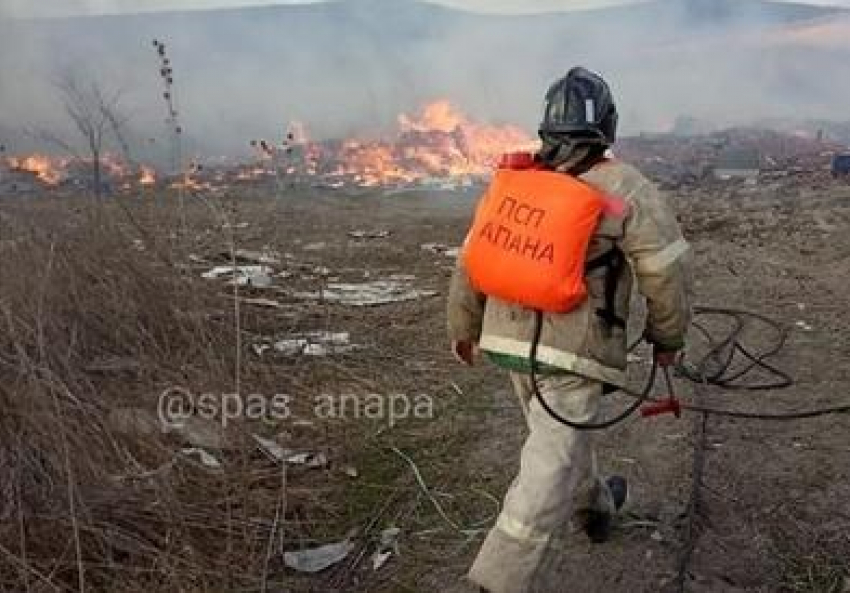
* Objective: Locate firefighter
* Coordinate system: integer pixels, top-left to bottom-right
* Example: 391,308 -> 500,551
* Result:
447,67 -> 692,593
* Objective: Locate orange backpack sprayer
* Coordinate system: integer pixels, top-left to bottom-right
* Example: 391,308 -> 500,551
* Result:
464,151 -> 666,430
463,152 -> 605,313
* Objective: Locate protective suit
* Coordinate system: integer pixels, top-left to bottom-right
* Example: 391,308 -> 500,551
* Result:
447,68 -> 692,592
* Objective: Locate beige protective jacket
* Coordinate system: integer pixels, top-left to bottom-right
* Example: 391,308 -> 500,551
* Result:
447,159 -> 692,388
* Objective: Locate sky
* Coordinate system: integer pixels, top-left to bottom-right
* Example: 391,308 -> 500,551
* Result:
2,0 -> 850,18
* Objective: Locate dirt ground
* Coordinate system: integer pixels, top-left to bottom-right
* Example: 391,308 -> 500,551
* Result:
1,175 -> 848,592
257,178 -> 850,593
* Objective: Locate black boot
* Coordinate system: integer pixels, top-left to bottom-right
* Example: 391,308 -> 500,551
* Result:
583,475 -> 628,544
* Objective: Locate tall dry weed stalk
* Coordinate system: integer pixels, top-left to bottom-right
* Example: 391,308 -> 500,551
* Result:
0,200 -> 308,591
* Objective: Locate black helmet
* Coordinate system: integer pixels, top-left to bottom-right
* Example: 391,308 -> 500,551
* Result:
539,67 -> 618,147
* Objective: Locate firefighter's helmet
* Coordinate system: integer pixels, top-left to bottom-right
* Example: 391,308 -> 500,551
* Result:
539,67 -> 618,147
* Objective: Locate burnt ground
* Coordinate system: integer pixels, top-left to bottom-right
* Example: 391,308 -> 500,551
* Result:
1,176 -> 848,592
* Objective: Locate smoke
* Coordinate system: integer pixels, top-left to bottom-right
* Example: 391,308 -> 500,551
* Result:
1,0 -> 849,160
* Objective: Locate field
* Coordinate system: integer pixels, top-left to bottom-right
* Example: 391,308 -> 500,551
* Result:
0,173 -> 848,592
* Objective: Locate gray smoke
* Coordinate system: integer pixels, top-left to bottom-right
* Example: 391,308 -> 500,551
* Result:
1,0 -> 849,159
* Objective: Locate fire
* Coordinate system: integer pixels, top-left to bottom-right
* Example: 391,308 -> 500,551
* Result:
101,154 -> 129,179
4,153 -> 165,191
398,99 -> 465,134
6,101 -> 533,193
9,154 -> 65,185
287,100 -> 534,187
139,165 -> 157,185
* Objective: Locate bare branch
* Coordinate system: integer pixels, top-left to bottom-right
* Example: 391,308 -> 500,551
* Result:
24,127 -> 83,160
48,71 -> 131,197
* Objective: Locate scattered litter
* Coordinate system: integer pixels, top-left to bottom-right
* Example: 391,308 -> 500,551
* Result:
371,550 -> 392,571
202,265 -> 274,288
253,435 -> 329,468
287,451 -> 329,468
421,243 -> 460,258
293,276 -> 438,306
234,270 -> 273,288
222,221 -> 249,230
131,239 -> 145,252
239,297 -> 287,309
253,434 -> 288,461
302,242 -> 327,251
254,331 -> 358,357
342,465 -> 359,478
284,539 -> 355,573
795,320 -> 814,331
650,530 -> 664,542
348,230 -> 391,240
180,447 -> 222,469
230,248 -> 281,265
188,254 -> 208,263
370,527 -> 401,571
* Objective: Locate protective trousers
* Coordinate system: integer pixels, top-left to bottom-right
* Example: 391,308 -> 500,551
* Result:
468,372 -> 615,593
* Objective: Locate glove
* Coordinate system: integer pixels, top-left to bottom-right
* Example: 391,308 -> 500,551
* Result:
451,340 -> 476,366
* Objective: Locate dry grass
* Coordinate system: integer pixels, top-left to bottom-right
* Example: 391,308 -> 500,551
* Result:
0,192 -> 495,592
771,517 -> 850,593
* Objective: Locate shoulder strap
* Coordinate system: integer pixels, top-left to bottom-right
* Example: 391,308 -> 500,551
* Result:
585,248 -> 626,330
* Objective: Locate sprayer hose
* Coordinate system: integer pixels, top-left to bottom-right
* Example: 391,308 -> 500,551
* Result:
529,306 -> 850,430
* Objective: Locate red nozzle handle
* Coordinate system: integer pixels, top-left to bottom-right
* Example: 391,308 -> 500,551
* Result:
641,397 -> 681,419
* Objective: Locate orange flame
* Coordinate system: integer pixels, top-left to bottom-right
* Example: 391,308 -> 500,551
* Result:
139,165 -> 157,185
315,100 -> 534,186
5,153 -> 165,190
9,154 -> 65,185
398,100 -> 465,134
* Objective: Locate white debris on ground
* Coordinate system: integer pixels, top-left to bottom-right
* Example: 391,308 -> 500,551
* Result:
180,447 -> 222,469
348,229 -> 391,240
238,297 -> 288,309
420,242 -> 460,258
302,241 -> 327,252
292,275 -> 438,306
253,435 -> 329,468
252,331 -> 359,357
230,248 -> 282,265
201,265 -> 274,288
284,539 -> 355,573
370,527 -> 401,571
